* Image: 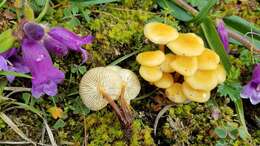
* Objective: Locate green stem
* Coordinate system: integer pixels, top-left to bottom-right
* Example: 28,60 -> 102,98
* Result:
0,0 -> 7,8
35,0 -> 50,22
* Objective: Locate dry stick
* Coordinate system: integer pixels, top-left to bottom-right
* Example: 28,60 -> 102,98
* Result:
174,0 -> 259,53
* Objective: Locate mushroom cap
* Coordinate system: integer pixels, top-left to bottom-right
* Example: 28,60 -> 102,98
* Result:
153,73 -> 174,89
160,53 -> 175,73
167,33 -> 205,56
170,55 -> 198,76
136,50 -> 165,67
144,22 -> 179,44
197,49 -> 220,70
105,65 -> 122,72
182,82 -> 210,103
139,65 -> 163,82
215,64 -> 226,84
165,83 -> 188,103
185,70 -> 218,91
79,67 -> 123,111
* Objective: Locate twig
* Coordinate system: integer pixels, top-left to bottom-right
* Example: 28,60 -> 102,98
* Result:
0,141 -> 52,146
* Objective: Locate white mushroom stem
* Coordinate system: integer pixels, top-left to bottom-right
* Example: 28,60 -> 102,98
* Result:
119,84 -> 133,126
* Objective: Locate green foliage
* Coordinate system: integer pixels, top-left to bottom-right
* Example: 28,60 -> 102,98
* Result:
53,119 -> 65,129
186,0 -> 210,10
69,97 -> 90,116
0,29 -> 16,53
239,49 -> 260,67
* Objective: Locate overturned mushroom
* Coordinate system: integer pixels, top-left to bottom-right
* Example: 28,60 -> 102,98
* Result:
136,50 -> 165,67
167,33 -> 205,56
182,82 -> 210,103
79,66 -> 141,138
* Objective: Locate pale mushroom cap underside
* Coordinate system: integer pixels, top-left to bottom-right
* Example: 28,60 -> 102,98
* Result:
144,22 -> 179,44
79,67 -> 123,111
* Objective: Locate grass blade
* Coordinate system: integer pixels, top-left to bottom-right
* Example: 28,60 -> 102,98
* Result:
77,0 -> 120,6
43,119 -> 58,146
0,112 -> 35,145
200,18 -> 232,73
0,71 -> 32,79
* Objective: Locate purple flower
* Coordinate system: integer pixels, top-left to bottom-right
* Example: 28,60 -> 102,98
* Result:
0,48 -> 29,82
241,64 -> 260,105
23,23 -> 45,41
46,27 -> 93,63
43,36 -> 68,57
22,39 -> 65,98
217,19 -> 230,53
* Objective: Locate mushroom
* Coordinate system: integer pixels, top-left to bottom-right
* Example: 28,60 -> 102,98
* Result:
197,49 -> 220,70
160,53 -> 175,73
139,65 -> 163,82
153,73 -> 174,89
165,83 -> 188,103
170,55 -> 198,76
80,66 -> 141,137
185,70 -> 218,91
215,64 -> 226,84
182,82 -> 210,103
167,33 -> 205,56
136,50 -> 165,67
79,67 -> 123,111
144,22 -> 179,45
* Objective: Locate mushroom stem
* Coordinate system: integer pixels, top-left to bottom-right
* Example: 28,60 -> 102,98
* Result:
159,45 -> 165,52
119,84 -> 133,126
100,88 -> 129,126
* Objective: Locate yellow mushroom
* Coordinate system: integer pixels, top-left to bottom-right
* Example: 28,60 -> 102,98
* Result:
182,82 -> 210,103
144,22 -> 179,44
165,83 -> 188,103
160,53 -> 175,73
185,70 -> 218,91
136,50 -> 165,67
153,73 -> 174,89
215,64 -> 226,84
167,33 -> 205,56
139,65 -> 163,82
197,49 -> 220,70
170,55 -> 198,76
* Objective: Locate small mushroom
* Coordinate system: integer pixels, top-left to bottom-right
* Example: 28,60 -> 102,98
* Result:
144,22 -> 179,44
136,50 -> 165,67
185,70 -> 218,91
160,53 -> 175,73
170,55 -> 198,76
79,67 -> 123,111
215,64 -> 226,84
153,73 -> 174,89
197,49 -> 220,70
167,33 -> 205,56
182,82 -> 210,103
165,83 -> 188,103
139,65 -> 163,82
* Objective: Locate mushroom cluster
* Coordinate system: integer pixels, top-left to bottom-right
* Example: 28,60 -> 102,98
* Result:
79,66 -> 140,135
137,22 -> 226,103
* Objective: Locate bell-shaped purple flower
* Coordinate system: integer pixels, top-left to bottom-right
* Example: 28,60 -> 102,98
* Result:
22,39 -> 64,98
0,48 -> 29,82
217,19 -> 230,53
43,36 -> 68,57
46,27 -> 93,63
241,64 -> 260,105
23,22 -> 45,41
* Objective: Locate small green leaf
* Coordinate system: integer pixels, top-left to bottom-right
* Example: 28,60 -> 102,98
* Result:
0,71 -> 32,79
24,2 -> 35,20
53,119 -> 65,129
200,18 -> 232,73
229,128 -> 239,139
156,0 -> 193,22
214,127 -> 227,138
215,139 -> 226,146
78,66 -> 87,75
70,97 -> 90,116
22,93 -> 31,105
0,29 -> 16,53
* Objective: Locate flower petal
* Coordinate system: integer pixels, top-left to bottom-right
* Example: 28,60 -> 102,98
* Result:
23,22 -> 45,41
217,20 -> 229,53
22,39 -> 64,98
44,36 -> 68,57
